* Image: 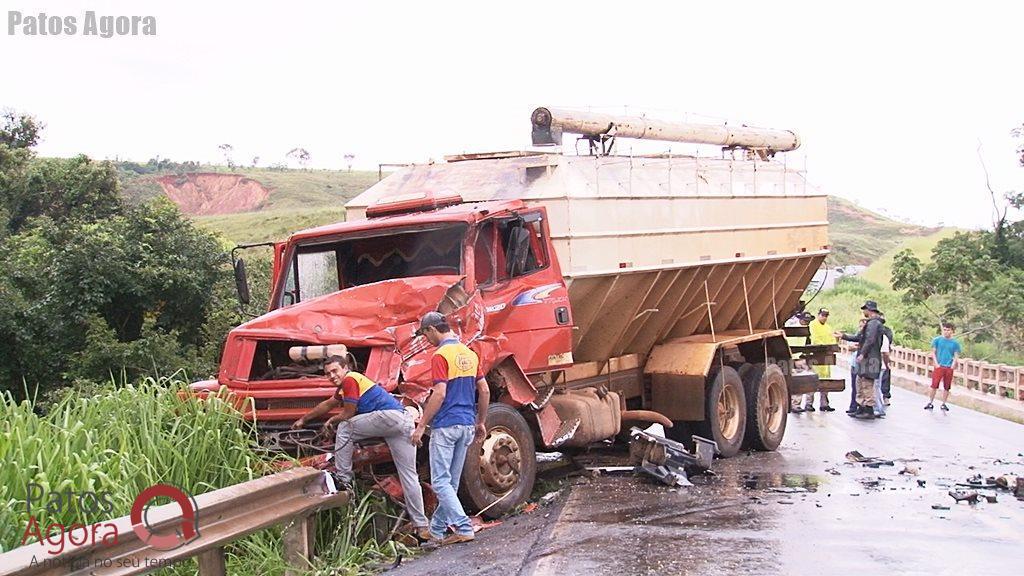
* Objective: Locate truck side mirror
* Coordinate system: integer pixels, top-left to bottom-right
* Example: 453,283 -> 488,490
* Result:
234,258 -> 251,305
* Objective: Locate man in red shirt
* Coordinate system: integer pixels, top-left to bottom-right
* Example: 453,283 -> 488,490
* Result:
292,354 -> 429,540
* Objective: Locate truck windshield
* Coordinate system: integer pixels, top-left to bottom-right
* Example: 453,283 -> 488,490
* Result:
280,225 -> 465,305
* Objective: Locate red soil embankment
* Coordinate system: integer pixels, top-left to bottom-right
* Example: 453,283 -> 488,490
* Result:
157,173 -> 270,215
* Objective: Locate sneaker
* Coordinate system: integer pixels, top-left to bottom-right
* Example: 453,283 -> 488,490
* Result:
924,403 -> 934,410
327,471 -> 353,493
415,527 -> 433,542
821,406 -> 836,412
805,406 -> 816,412
440,533 -> 475,546
883,398 -> 891,406
941,404 -> 949,411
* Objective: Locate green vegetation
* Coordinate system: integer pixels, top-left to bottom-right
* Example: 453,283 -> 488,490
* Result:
0,377 -> 408,573
0,113 -> 236,398
196,207 -> 348,244
861,228 -> 958,286
826,196 -> 934,266
818,124 -> 1024,366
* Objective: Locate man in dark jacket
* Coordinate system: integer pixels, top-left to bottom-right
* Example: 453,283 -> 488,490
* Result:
835,300 -> 885,419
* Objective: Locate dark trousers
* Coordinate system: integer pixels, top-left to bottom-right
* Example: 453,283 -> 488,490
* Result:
881,368 -> 891,398
848,365 -> 859,412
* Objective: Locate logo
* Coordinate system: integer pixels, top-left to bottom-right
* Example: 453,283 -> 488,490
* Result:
7,11 -> 157,38
130,484 -> 200,551
454,352 -> 475,373
20,482 -> 199,565
511,283 -> 561,306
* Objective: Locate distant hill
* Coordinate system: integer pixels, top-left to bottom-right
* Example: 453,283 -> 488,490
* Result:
117,162 -> 935,263
116,163 -> 377,244
826,196 -> 937,266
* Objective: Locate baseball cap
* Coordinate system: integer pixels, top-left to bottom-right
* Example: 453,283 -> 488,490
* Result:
817,307 -> 830,316
416,311 -> 447,335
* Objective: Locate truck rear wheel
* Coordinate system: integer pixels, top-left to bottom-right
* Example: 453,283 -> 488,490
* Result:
459,404 -> 536,519
693,366 -> 747,458
739,363 -> 788,451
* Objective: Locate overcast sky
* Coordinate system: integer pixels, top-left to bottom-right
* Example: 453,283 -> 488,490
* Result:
3,0 -> 1021,228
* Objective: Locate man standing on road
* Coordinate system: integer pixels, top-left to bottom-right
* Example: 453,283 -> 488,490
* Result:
804,307 -> 836,412
846,318 -> 867,414
292,355 -> 430,540
786,311 -> 813,413
836,301 -> 885,419
411,312 -> 490,547
925,322 -> 962,411
879,316 -> 895,405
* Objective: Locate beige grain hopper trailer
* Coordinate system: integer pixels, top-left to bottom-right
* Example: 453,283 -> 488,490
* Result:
345,107 -> 834,461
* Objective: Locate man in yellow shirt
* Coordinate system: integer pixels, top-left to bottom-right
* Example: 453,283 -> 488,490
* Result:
804,308 -> 837,412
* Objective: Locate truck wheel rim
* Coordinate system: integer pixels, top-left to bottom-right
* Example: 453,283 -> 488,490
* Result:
765,376 -> 785,434
479,427 -> 521,494
718,384 -> 740,440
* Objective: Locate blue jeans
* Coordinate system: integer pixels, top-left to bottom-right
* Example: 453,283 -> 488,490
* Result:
429,424 -> 475,538
874,370 -> 887,416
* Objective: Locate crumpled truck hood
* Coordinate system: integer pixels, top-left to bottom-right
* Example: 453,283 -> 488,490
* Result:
232,275 -> 463,345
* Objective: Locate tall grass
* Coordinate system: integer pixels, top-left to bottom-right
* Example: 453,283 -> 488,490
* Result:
0,376 -> 407,574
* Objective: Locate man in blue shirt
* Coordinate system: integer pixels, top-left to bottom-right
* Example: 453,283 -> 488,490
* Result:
411,312 -> 491,547
925,322 -> 962,411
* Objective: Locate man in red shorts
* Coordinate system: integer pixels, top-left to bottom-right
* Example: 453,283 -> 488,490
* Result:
925,322 -> 961,411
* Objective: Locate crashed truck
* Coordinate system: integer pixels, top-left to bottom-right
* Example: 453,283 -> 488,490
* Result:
190,107 -> 836,515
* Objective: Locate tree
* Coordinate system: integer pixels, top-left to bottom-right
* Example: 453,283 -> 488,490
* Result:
0,112 -> 231,396
344,153 -> 355,172
218,143 -> 235,169
286,147 -> 311,169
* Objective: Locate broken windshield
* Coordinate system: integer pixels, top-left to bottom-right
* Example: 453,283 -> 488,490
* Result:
280,224 -> 465,306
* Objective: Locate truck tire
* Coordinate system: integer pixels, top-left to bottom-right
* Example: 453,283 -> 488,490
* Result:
693,366 -> 747,458
739,363 -> 788,451
458,404 -> 536,519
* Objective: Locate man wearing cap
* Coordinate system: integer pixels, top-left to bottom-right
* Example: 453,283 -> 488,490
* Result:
291,354 -> 430,540
411,312 -> 490,546
803,308 -> 836,412
835,300 -> 885,419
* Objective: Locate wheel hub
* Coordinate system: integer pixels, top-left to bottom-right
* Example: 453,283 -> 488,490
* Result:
717,384 -> 741,440
479,428 -> 521,493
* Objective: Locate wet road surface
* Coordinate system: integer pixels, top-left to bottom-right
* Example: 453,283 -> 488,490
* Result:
387,386 -> 1024,576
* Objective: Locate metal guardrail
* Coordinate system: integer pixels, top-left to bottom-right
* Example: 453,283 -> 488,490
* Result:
0,467 -> 348,576
838,343 -> 1024,401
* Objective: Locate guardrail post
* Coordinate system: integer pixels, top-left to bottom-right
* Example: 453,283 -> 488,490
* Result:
283,513 -> 317,576
198,547 -> 227,576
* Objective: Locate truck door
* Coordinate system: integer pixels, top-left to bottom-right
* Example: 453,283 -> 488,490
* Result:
471,209 -> 573,373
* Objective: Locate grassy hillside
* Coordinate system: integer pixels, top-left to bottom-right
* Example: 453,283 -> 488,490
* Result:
827,196 -> 935,266
861,227 -> 959,286
116,163 -> 379,243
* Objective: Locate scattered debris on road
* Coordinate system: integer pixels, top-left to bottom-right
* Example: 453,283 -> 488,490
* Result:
628,427 -> 716,487
931,504 -> 951,510
845,450 -> 894,467
948,489 -> 980,504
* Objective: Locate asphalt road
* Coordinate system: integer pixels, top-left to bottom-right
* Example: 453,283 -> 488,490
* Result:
387,385 -> 1024,576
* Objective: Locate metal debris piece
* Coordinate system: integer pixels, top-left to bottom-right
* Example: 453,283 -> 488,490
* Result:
931,504 -> 951,510
845,450 -> 894,467
948,490 -> 979,504
629,427 -> 717,487
767,487 -> 809,493
539,491 -> 560,506
584,466 -> 636,476
899,466 -> 920,476
918,480 -> 927,488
